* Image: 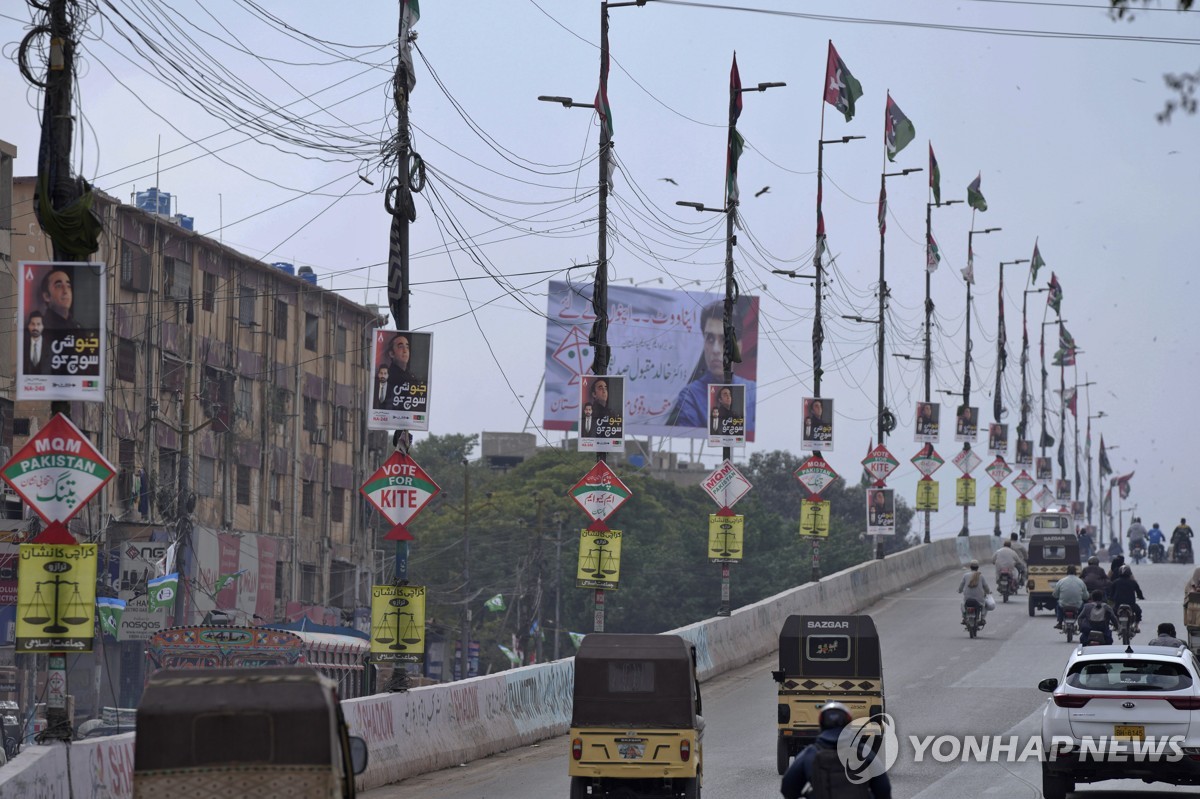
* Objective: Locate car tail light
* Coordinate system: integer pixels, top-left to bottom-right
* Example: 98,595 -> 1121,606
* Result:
1167,696 -> 1200,710
572,738 -> 582,760
1053,694 -> 1091,708
680,740 -> 691,762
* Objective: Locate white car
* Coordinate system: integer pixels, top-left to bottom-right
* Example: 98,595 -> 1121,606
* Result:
1038,643 -> 1200,798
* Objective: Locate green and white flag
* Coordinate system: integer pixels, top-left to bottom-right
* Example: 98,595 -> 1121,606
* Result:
147,573 -> 179,612
884,94 -> 915,162
929,143 -> 941,205
967,172 -> 988,212
97,597 -> 126,639
399,0 -> 421,92
926,232 -> 941,273
497,644 -> 521,666
568,631 -> 586,650
1031,240 -> 1046,284
484,593 -> 506,612
215,569 -> 247,593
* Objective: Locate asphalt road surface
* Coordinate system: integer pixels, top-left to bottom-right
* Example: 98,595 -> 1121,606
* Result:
365,560 -> 1198,799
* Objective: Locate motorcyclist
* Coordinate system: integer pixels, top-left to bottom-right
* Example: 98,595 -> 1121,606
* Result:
1107,537 -> 1123,561
958,560 -> 991,625
1147,622 -> 1186,648
1081,556 -> 1109,596
1008,533 -> 1028,582
1172,518 -> 1194,561
992,541 -> 1022,593
1108,554 -> 1126,583
1052,564 -> 1088,630
781,701 -> 893,799
1147,523 -> 1166,562
1127,517 -> 1147,553
1079,589 -> 1118,645
1076,527 -> 1094,563
1108,565 -> 1145,633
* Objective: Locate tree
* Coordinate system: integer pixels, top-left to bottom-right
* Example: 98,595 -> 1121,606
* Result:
1111,0 -> 1197,122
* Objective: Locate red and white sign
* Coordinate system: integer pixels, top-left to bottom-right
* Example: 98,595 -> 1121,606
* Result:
1034,485 -> 1056,510
794,455 -> 840,498
952,448 -> 982,476
569,462 -> 631,524
360,452 -> 441,541
985,457 -> 1013,485
910,444 -> 944,477
861,445 -> 899,486
701,460 -> 752,510
1011,470 -> 1036,497
0,413 -> 115,524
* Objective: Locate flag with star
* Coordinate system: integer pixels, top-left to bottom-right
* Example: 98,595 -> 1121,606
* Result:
823,41 -> 863,123
884,93 -> 915,162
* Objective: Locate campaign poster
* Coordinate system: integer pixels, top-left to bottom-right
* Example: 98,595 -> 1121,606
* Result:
368,330 -> 432,432
866,488 -> 895,535
578,375 -> 624,453
914,402 -> 939,443
802,397 -> 834,451
17,543 -> 97,652
543,281 -> 759,441
1056,478 -> 1072,501
953,405 -> 978,443
1035,457 -> 1053,481
370,583 -> 426,663
17,261 -> 106,402
707,383 -> 746,448
987,423 -> 1008,457
1014,439 -> 1033,466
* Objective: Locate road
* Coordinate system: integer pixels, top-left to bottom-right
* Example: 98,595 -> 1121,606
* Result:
365,561 -> 1197,798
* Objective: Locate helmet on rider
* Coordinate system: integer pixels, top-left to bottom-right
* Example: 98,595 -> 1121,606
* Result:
818,701 -> 853,731
1121,565 -> 1133,578
968,560 -> 979,570
1088,556 -> 1099,566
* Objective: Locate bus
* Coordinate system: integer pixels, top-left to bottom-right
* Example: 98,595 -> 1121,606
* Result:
145,625 -> 375,699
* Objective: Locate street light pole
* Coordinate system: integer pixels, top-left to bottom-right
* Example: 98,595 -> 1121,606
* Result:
961,227 -> 1000,537
1087,411 -> 1106,532
1019,286 -> 1048,537
993,258 -> 1028,537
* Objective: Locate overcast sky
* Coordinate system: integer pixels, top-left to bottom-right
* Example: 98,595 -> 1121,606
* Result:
2,1 -> 1196,540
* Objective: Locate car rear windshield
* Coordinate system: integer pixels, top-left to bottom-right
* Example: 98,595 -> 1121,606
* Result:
1066,659 -> 1194,692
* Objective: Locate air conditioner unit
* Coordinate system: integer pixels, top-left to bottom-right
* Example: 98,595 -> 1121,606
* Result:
311,428 -> 328,445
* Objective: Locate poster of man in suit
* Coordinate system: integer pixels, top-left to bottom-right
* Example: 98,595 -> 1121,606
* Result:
16,261 -> 106,402
707,383 -> 745,447
368,330 -> 432,431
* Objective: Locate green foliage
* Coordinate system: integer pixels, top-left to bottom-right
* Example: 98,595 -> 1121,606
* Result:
399,438 -> 915,675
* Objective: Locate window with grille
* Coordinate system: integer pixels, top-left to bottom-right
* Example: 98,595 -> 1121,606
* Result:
197,457 -> 216,497
270,473 -> 283,512
300,563 -> 319,603
239,286 -> 255,326
120,240 -> 150,292
335,326 -> 348,361
116,339 -> 137,383
237,378 -> 253,420
165,257 -> 192,301
302,481 -> 315,518
274,299 -> 288,339
304,313 -> 319,352
330,488 -> 344,523
303,397 -> 318,432
334,406 -> 349,441
236,465 -> 251,505
161,357 -> 184,393
202,272 -> 216,312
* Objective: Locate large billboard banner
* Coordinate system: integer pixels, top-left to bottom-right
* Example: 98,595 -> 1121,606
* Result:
543,281 -> 759,440
17,261 -> 106,403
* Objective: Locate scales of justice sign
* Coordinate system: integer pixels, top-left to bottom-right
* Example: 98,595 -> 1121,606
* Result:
370,584 -> 426,663
16,544 -> 98,652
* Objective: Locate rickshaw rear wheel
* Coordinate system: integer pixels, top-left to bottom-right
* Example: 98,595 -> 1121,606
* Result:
569,776 -> 588,799
681,776 -> 700,799
1028,596 -> 1036,617
776,736 -> 790,775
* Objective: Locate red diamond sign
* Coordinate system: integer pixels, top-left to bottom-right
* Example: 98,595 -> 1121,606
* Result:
1034,485 -> 1056,510
985,457 -> 1013,485
795,455 -> 840,498
1,413 -> 115,525
570,462 -> 632,524
910,444 -> 944,477
701,460 -> 753,510
1011,470 -> 1036,496
952,448 -> 982,476
861,445 -> 898,485
360,452 -> 441,541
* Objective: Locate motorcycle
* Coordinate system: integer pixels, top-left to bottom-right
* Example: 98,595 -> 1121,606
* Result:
1060,606 -> 1081,644
1130,542 -> 1146,565
1149,542 -> 1166,564
997,568 -> 1015,603
963,600 -> 985,639
1116,604 -> 1136,645
1175,539 -> 1195,564
1083,628 -> 1109,646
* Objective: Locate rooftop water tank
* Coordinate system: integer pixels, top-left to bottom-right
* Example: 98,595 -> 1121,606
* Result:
272,262 -> 296,276
173,214 -> 194,231
297,265 -> 317,286
135,187 -> 171,216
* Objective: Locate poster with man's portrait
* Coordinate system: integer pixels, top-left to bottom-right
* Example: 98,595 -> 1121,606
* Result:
707,383 -> 746,448
1035,457 -> 1053,481
987,423 -> 1008,457
954,405 -> 978,443
579,375 -> 624,453
1014,439 -> 1033,466
802,397 -> 834,451
17,261 -> 106,402
368,330 -> 432,431
1055,478 -> 1072,502
866,488 -> 895,535
914,402 -> 939,443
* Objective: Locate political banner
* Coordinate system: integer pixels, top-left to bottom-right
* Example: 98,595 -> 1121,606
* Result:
16,262 -> 106,402
707,384 -> 746,447
543,282 -> 759,440
368,330 -> 432,432
866,488 -> 895,535
579,375 -> 624,453
802,398 -> 834,451
914,402 -> 940,443
954,405 -> 978,443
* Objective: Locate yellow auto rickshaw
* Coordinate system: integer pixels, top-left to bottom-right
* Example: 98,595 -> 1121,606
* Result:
134,666 -> 367,799
771,615 -> 884,775
569,634 -> 703,799
1026,512 -> 1078,617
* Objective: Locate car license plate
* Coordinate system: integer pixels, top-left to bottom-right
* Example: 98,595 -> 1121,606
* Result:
617,742 -> 645,760
1114,725 -> 1145,741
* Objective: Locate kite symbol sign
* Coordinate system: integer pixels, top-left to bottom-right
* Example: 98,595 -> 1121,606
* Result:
360,452 -> 441,541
